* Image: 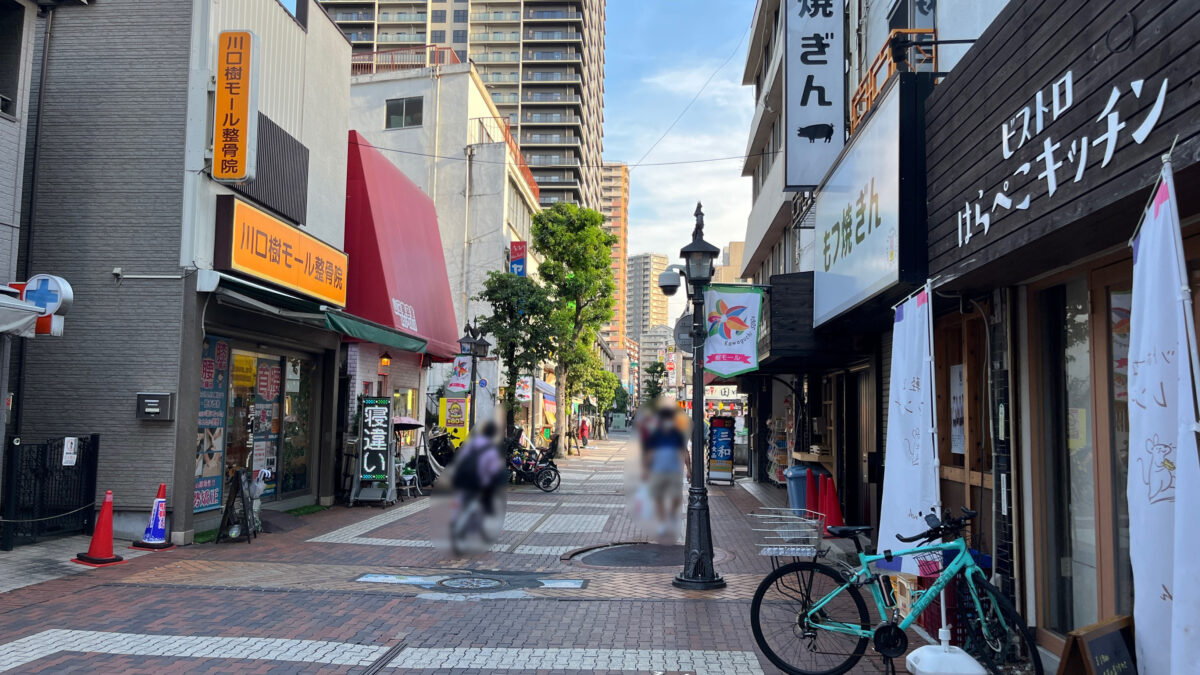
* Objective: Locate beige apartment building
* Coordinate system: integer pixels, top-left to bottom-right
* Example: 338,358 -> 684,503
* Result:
625,253 -> 668,344
600,161 -> 628,349
320,0 -> 605,208
713,242 -> 746,284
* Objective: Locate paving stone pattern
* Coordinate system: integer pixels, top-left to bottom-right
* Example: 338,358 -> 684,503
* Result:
0,432 -> 922,672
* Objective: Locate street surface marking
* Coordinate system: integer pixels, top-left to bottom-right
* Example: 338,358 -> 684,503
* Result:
0,629 -> 386,672
536,514 -> 609,533
503,511 -> 546,531
384,647 -> 765,673
307,499 -> 430,543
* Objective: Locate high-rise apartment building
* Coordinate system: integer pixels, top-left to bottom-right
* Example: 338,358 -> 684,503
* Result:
320,0 -> 606,208
600,161 -> 628,349
625,253 -> 669,344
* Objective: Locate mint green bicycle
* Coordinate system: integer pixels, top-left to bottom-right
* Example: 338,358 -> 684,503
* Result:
750,508 -> 1042,675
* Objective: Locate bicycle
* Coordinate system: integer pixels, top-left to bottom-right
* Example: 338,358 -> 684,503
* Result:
750,507 -> 1042,675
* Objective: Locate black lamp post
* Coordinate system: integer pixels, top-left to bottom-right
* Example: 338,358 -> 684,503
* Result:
662,203 -> 724,590
458,320 -> 491,429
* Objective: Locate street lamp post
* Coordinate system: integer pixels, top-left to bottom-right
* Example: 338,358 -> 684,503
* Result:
661,203 -> 724,590
458,320 -> 491,429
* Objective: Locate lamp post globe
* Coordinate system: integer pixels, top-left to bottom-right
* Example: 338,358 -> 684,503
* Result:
672,202 -> 725,590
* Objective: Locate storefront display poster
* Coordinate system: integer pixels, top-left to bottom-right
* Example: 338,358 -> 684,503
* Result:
708,416 -> 735,483
195,337 -> 230,512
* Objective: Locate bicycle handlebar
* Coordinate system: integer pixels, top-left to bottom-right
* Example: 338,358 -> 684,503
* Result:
895,507 -> 978,544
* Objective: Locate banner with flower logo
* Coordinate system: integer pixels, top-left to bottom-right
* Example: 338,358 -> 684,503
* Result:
515,376 -> 533,402
702,284 -> 764,377
446,356 -> 471,392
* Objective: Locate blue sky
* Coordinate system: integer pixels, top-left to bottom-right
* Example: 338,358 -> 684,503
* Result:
603,0 -> 757,269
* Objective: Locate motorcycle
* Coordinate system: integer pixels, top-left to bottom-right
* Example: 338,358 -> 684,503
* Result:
503,427 -> 561,492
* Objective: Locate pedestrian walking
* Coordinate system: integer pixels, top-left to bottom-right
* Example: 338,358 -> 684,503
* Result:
638,402 -> 690,542
579,417 -> 590,447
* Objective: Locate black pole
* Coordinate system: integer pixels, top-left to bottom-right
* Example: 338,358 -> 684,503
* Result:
468,354 -> 478,429
673,276 -> 725,590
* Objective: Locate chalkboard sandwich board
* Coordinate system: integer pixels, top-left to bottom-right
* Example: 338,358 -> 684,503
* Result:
1057,615 -> 1135,675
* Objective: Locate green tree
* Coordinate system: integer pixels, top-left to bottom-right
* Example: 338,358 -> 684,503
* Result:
613,383 -> 629,414
474,271 -> 556,430
531,203 -> 617,444
582,366 -> 619,415
643,361 -> 667,401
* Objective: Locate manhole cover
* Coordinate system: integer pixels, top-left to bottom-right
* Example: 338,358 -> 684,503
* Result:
573,543 -> 732,568
438,576 -> 505,589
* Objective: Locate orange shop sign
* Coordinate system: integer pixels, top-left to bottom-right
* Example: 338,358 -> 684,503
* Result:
212,30 -> 259,183
214,196 -> 348,307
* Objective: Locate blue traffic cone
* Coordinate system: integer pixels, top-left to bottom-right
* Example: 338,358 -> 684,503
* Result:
130,483 -> 175,551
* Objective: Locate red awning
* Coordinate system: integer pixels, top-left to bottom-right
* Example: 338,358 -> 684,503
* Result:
344,131 -> 461,360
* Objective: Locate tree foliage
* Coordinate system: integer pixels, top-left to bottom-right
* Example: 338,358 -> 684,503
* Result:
642,361 -> 667,401
531,203 -> 617,441
613,383 -> 630,414
474,272 -> 556,425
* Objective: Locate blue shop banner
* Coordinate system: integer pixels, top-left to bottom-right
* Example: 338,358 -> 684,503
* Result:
708,416 -> 735,484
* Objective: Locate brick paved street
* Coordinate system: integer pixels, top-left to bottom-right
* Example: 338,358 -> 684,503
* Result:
0,432 -> 928,673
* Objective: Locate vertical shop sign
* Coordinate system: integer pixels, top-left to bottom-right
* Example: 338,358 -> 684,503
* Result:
254,357 -> 282,497
509,241 -> 527,276
708,416 -> 735,484
949,364 -> 965,455
195,337 -> 230,512
213,31 -> 259,183
784,0 -> 845,189
358,398 -> 392,481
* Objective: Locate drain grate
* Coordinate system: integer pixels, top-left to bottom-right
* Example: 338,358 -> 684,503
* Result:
438,576 -> 504,590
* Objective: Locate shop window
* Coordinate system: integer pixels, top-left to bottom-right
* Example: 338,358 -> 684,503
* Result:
0,0 -> 24,117
385,96 -> 422,129
280,357 -> 314,494
393,387 -> 418,446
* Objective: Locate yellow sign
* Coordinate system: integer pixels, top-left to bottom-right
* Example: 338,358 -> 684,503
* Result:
213,30 -> 259,183
438,397 -> 469,448
232,353 -> 256,387
215,196 -> 348,307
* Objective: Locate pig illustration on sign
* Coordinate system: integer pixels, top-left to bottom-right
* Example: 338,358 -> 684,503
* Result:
796,123 -> 834,143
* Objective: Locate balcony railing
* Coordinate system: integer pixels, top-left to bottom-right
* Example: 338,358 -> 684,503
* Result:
523,92 -> 581,103
470,11 -> 520,21
526,156 -> 581,167
526,10 -> 582,20
376,33 -> 427,44
522,135 -> 581,145
490,93 -> 520,104
522,113 -> 582,124
470,53 -> 520,63
525,31 -> 583,41
525,52 -> 582,62
345,31 -> 374,42
850,28 -> 936,134
377,13 -> 427,22
523,72 -> 582,83
335,11 -> 373,21
471,32 -> 520,42
470,116 -> 539,200
484,73 -> 520,83
351,46 -> 461,76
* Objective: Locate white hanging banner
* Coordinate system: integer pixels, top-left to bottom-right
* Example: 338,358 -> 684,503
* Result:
446,356 -> 471,393
702,284 -> 763,378
876,285 -> 939,574
1128,161 -> 1200,675
515,376 -> 532,402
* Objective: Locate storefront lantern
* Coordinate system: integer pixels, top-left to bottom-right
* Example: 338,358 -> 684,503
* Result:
379,351 -> 392,368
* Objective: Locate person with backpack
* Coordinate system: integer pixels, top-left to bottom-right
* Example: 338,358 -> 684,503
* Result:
451,421 -> 505,516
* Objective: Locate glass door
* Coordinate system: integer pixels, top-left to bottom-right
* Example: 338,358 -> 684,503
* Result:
1035,278 -> 1099,635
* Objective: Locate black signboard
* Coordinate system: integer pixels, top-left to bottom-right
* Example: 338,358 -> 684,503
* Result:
926,0 -> 1200,290
1057,615 -> 1135,675
349,397 -> 397,505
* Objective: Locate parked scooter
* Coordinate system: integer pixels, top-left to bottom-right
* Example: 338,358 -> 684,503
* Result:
503,427 -> 560,492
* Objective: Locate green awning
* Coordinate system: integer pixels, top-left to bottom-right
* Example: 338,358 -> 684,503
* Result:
324,310 -> 426,354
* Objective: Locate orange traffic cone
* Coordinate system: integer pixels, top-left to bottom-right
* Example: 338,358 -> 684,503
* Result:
821,475 -> 846,538
74,490 -> 125,567
805,468 -> 819,514
130,483 -> 174,551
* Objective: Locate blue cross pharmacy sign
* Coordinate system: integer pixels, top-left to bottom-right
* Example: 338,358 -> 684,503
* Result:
9,274 -> 73,336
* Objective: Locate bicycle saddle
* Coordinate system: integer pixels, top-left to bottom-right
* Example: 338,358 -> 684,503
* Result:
825,525 -> 872,538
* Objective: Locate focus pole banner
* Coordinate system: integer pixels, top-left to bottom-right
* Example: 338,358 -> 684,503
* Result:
515,376 -> 533,402
702,284 -> 764,378
1128,159 -> 1200,675
876,283 -> 939,574
446,356 -> 471,393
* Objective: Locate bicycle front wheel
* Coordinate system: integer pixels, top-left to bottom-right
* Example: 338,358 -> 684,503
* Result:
535,468 -> 560,492
962,573 -> 1043,675
750,561 -> 870,675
